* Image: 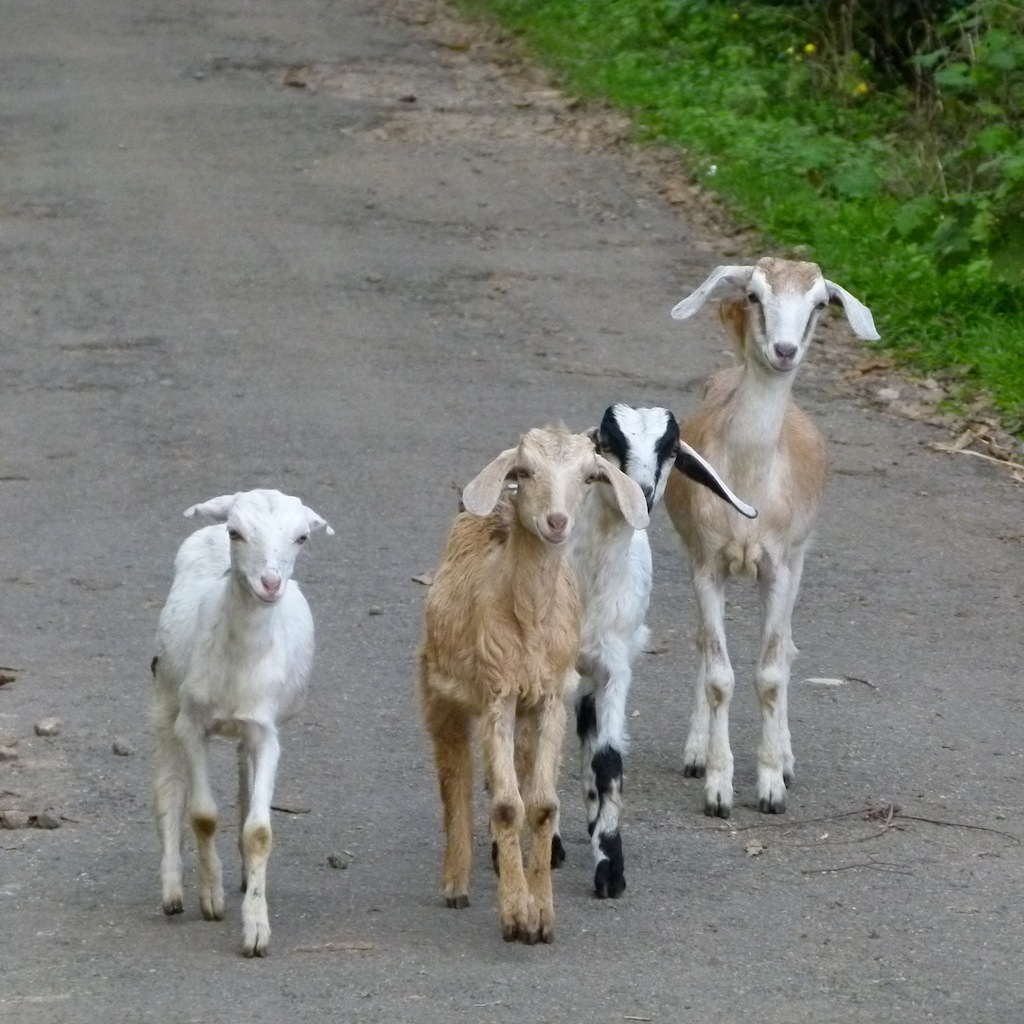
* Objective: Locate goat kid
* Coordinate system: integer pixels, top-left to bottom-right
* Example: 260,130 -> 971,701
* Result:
562,403 -> 755,898
152,488 -> 333,957
666,257 -> 879,818
419,427 -> 648,942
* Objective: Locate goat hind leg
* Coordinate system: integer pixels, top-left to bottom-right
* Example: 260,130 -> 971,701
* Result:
425,695 -> 474,908
755,560 -> 800,813
154,716 -> 187,916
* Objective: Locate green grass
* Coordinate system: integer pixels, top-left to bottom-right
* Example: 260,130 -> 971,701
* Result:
456,0 -> 1024,432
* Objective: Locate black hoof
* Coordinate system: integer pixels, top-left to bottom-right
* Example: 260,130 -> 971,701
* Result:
704,798 -> 731,819
783,771 -> 794,789
759,796 -> 786,815
162,899 -> 184,916
445,894 -> 469,909
683,763 -> 706,779
594,860 -> 626,899
551,833 -> 566,868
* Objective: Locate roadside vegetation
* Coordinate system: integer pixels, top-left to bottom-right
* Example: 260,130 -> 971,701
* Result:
456,0 -> 1024,432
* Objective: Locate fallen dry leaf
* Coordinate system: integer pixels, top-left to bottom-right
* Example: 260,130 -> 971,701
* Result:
411,571 -> 433,586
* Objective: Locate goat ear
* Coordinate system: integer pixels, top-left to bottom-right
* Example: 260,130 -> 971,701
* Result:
825,280 -> 880,341
585,426 -> 600,449
184,494 -> 238,521
671,266 -> 755,321
675,443 -> 758,520
303,507 -> 335,537
594,456 -> 650,531
461,447 -> 518,517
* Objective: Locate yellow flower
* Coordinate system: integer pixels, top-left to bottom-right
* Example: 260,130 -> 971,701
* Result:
854,81 -> 869,96
730,12 -> 741,21
804,43 -> 816,55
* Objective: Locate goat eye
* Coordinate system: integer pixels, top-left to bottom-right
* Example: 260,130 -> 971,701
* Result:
586,472 -> 603,484
815,301 -> 827,312
509,467 -> 532,481
227,528 -> 244,542
747,292 -> 760,305
296,534 -> 309,545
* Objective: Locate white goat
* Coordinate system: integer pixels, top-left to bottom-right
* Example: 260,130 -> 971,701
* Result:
152,488 -> 333,957
665,257 -> 879,818
559,403 -> 755,898
418,426 -> 648,943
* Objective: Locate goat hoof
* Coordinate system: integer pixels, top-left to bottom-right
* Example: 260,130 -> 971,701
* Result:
594,861 -> 626,900
759,795 -> 786,815
704,798 -> 731,819
445,894 -> 469,909
683,763 -> 706,779
550,834 -> 566,868
162,897 -> 184,916
783,771 -> 794,789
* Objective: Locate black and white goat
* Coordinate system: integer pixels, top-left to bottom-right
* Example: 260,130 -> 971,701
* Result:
559,404 -> 755,897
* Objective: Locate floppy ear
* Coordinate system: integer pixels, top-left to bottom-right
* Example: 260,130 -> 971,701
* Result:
671,266 -> 755,321
184,494 -> 238,521
585,425 -> 600,449
825,280 -> 880,341
461,447 -> 519,517
675,443 -> 757,520
594,455 -> 650,531
303,506 -> 335,537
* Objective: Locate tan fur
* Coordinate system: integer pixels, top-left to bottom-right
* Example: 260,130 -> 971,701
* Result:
666,365 -> 828,578
665,256 -> 849,818
419,427 -> 598,944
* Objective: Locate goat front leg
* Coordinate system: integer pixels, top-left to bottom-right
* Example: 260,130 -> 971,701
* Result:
754,554 -> 802,813
684,572 -> 736,818
498,716 -> 564,873
520,694 -> 566,942
154,705 -> 187,916
424,693 -> 474,908
239,722 -> 280,957
483,697 -> 537,943
174,713 -> 224,922
578,648 -> 630,898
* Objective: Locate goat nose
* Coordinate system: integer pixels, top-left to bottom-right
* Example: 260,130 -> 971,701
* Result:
547,512 -> 568,534
261,573 -> 282,594
774,342 -> 798,360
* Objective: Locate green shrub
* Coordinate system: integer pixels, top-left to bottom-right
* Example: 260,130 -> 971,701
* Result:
458,0 -> 1024,426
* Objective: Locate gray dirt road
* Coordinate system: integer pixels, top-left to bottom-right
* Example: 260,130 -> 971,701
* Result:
1,1 -> 1022,1021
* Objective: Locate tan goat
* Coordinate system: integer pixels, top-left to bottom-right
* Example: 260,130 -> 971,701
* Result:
419,426 -> 648,943
665,257 -> 879,819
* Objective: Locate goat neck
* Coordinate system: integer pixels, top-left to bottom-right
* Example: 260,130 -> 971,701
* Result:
722,331 -> 802,496
503,520 -> 569,630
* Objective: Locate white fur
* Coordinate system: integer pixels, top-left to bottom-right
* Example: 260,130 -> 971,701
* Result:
152,488 -> 333,957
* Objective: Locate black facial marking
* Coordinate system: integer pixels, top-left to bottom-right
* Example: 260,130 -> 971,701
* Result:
150,655 -> 159,677
576,691 -> 597,740
598,405 -> 630,468
653,412 -> 680,494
